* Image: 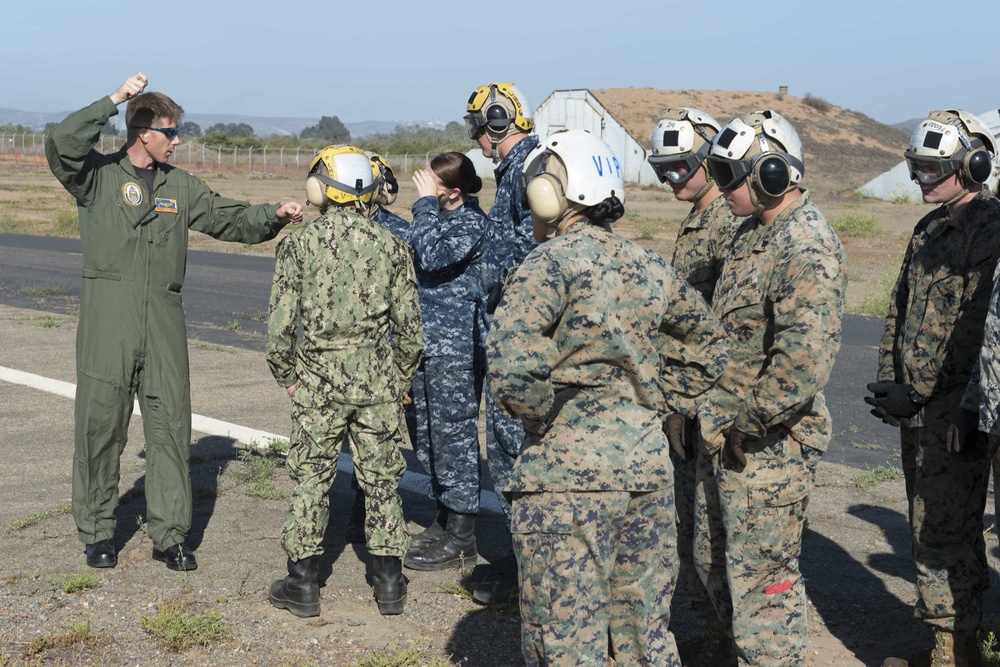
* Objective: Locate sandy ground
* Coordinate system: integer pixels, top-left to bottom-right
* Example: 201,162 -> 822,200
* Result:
3,303 -> 1000,666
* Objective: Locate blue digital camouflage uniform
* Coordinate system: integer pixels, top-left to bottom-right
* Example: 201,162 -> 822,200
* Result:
373,205 -> 411,242
881,189 -> 1000,635
407,195 -> 490,515
489,217 -> 729,667
483,133 -> 541,523
267,207 -> 423,561
696,190 -> 846,666
668,194 -> 743,623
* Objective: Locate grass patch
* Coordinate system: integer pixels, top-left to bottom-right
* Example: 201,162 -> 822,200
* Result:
61,572 -> 100,594
53,209 -> 79,237
36,315 -> 59,328
852,465 -> 902,488
435,580 -> 474,600
891,190 -> 918,205
226,319 -> 240,331
236,448 -> 285,500
832,212 -> 877,237
140,599 -> 230,651
232,309 -> 268,322
857,271 -> 897,318
9,510 -> 55,531
191,339 -> 233,353
354,648 -> 453,667
20,283 -> 65,297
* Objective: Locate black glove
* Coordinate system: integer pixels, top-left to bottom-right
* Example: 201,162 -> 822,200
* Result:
724,428 -> 749,471
946,408 -> 980,454
864,382 -> 925,427
664,414 -> 695,460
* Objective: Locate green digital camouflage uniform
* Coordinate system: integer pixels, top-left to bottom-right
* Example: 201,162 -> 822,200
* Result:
267,208 -> 423,561
45,96 -> 287,552
696,190 -> 846,666
668,194 -> 742,620
879,189 -> 1000,635
488,218 -> 729,667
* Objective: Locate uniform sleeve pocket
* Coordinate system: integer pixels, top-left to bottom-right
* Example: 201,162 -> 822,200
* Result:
511,502 -> 576,625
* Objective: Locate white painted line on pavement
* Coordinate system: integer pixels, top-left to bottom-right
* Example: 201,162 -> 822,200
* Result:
0,365 -> 502,515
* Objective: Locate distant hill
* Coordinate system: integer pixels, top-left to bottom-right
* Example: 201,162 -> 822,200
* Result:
590,88 -> 910,196
0,108 -> 449,139
892,118 -> 922,133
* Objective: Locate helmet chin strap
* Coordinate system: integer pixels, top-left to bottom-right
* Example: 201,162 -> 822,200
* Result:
747,184 -> 771,217
691,177 -> 714,203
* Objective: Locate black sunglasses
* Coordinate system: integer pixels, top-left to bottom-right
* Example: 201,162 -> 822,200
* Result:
136,126 -> 180,140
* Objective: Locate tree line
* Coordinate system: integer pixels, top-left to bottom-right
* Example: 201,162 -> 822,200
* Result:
5,115 -> 473,156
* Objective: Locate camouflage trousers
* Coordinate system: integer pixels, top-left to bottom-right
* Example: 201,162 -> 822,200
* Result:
485,380 -> 526,524
282,399 -> 410,561
671,446 -> 714,619
408,355 -> 485,515
899,393 -> 995,634
511,488 -> 681,667
694,428 -> 820,667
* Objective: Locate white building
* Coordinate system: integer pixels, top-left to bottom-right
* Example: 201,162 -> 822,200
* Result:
859,109 -> 1000,202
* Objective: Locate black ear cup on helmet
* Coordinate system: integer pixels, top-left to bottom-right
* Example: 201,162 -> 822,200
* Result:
966,148 -> 992,184
753,155 -> 792,198
486,103 -> 512,131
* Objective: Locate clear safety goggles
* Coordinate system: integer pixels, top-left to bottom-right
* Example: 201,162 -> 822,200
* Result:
705,155 -> 754,191
464,112 -> 487,140
905,156 -> 960,185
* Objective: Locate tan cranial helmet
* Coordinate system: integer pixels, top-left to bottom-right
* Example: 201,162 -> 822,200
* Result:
705,110 -> 805,213
905,109 -> 996,186
648,107 -> 722,197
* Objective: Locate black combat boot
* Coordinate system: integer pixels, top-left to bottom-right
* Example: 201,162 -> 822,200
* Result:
372,555 -> 408,615
472,551 -> 519,605
409,505 -> 449,550
403,512 -> 477,571
269,556 -> 320,618
345,492 -> 366,544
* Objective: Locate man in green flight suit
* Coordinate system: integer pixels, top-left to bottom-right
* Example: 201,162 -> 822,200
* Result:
45,72 -> 303,571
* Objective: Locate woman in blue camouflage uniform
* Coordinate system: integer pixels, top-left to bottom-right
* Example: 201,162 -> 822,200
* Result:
401,152 -> 493,571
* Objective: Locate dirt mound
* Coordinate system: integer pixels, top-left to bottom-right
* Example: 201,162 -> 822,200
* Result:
590,88 -> 910,197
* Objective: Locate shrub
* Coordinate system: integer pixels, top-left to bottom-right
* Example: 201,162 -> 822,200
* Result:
803,93 -> 832,113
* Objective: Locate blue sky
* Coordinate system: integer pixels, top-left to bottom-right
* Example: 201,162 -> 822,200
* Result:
2,0 -> 992,126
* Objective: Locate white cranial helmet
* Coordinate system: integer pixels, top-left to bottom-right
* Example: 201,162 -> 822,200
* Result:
520,129 -> 625,237
706,110 -> 805,213
648,107 -> 721,187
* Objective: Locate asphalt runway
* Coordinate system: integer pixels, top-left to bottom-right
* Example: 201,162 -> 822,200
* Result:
0,232 -> 903,471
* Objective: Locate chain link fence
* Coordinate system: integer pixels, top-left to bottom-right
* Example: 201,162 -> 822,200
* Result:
0,132 -> 438,177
